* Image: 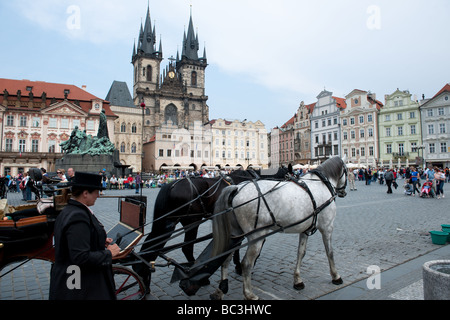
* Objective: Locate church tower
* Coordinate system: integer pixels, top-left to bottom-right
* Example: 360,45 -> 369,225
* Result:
132,6 -> 162,101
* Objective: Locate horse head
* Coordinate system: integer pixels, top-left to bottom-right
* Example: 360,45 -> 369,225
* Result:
335,156 -> 348,198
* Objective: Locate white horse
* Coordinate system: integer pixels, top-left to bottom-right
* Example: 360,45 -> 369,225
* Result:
210,156 -> 348,300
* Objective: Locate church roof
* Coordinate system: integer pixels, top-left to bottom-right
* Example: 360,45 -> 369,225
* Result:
105,81 -> 135,108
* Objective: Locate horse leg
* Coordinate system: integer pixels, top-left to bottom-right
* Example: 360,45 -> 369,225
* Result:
241,237 -> 265,300
210,254 -> 233,300
321,230 -> 343,285
182,224 -> 199,263
233,249 -> 242,275
293,232 -> 308,290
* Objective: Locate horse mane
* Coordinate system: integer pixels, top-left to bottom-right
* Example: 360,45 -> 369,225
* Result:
314,156 -> 344,182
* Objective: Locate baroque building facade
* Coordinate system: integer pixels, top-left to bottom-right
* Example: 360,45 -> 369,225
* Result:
210,119 -> 268,170
378,89 -> 421,168
0,78 -> 116,176
341,89 -> 383,167
294,101 -> 315,165
419,83 -> 450,168
310,90 -> 346,164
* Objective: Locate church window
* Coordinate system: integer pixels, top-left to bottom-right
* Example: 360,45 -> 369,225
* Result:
146,65 -> 152,82
121,122 -> 126,133
120,143 -> 125,153
165,104 -> 178,125
131,143 -> 137,153
191,71 -> 197,86
132,123 -> 137,133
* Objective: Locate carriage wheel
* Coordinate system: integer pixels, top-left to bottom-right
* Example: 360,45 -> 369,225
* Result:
112,265 -> 146,300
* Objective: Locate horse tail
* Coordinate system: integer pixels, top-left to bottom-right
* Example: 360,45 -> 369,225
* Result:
211,185 -> 239,258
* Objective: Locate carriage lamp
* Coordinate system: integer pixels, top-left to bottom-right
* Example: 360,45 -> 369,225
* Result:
0,243 -> 3,249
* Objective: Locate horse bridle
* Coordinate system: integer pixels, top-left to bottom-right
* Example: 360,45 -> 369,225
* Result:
334,164 -> 348,196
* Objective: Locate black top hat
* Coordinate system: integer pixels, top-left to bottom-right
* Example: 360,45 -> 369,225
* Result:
69,172 -> 106,190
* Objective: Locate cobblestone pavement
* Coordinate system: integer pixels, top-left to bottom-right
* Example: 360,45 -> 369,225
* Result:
0,178 -> 448,300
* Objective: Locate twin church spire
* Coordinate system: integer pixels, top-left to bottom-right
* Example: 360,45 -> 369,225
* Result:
132,5 -> 206,64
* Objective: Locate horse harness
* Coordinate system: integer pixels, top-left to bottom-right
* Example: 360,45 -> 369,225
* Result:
240,168 -> 343,238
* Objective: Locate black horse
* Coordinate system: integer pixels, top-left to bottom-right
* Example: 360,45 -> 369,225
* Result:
133,167 -> 292,290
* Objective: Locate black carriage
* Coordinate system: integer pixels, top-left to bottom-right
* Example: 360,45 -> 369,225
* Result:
0,169 -> 148,300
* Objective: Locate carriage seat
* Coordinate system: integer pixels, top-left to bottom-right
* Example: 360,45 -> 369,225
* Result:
0,215 -> 50,249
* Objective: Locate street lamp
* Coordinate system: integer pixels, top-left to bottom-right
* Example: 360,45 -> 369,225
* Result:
140,102 -> 145,198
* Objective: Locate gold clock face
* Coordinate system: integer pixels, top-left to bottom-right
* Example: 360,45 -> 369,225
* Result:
168,71 -> 175,79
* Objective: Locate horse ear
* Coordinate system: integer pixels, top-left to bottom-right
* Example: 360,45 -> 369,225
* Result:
342,154 -> 347,163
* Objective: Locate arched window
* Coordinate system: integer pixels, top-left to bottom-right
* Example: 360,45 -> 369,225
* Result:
120,142 -> 126,153
191,71 -> 197,86
146,65 -> 152,82
131,143 -> 137,153
165,104 -> 178,125
121,122 -> 126,133
132,123 -> 137,133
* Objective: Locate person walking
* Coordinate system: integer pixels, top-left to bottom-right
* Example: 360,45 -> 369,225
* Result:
348,169 -> 356,191
49,172 -> 120,300
385,169 -> 394,194
435,168 -> 445,199
135,172 -> 142,194
410,167 -> 420,196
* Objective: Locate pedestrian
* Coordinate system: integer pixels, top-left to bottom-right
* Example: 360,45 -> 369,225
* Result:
385,169 -> 394,194
410,167 -> 420,196
135,172 -> 141,194
425,165 -> 436,197
435,168 -> 445,199
348,169 -> 356,191
49,172 -> 120,300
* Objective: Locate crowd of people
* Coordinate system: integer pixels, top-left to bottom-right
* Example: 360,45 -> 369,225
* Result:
347,165 -> 449,198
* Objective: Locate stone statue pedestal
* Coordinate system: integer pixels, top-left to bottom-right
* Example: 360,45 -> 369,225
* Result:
56,150 -> 128,177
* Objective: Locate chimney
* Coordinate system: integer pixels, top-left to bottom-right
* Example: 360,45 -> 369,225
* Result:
82,85 -> 87,90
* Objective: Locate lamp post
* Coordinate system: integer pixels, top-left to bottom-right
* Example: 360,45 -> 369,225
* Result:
140,102 -> 145,198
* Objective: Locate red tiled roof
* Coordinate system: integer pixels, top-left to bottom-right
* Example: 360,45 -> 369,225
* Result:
333,96 -> 347,109
305,102 -> 316,113
0,78 -> 116,117
432,83 -> 450,99
281,114 -> 296,129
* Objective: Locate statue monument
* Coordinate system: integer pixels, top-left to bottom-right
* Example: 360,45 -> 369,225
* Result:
56,110 -> 129,176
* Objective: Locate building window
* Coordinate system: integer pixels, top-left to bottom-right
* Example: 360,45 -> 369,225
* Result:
191,71 -> 197,86
31,140 -> 39,153
6,115 -> 14,126
20,116 -> 27,127
132,124 -> 137,133
359,116 -> 364,124
440,123 -> 446,134
5,139 -> 13,151
368,114 -> 373,122
428,124 -> 434,135
427,109 -> 433,117
360,129 -> 365,138
49,140 -> 56,153
159,149 -> 164,157
73,119 -> 80,129
397,113 -> 403,120
121,123 -> 126,133
351,131 -> 355,139
410,125 -> 416,135
121,143 -> 126,153
441,143 -> 447,153
386,144 -> 392,154
368,128 -> 373,137
398,143 -> 404,155
369,146 -> 374,156
398,126 -> 403,136
350,118 -> 355,125
438,108 -> 444,116
343,119 -> 347,126
146,65 -> 152,82
61,118 -> 69,129
385,115 -> 390,121
131,143 -> 137,154
429,143 -> 435,153
410,112 -> 415,119
361,147 -> 365,157
386,128 -> 391,137
343,132 -> 348,140
49,118 -> 57,128
19,139 -> 26,152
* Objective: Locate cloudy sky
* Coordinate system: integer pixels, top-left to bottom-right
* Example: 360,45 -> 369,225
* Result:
1,0 -> 449,131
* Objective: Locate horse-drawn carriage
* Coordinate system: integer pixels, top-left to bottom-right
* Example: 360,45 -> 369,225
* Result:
1,156 -> 348,301
0,169 -> 148,300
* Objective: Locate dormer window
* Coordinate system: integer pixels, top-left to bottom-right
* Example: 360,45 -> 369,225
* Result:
95,103 -> 100,110
26,86 -> 33,91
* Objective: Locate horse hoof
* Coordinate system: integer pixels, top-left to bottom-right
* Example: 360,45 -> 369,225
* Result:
293,282 -> 305,290
332,278 -> 343,285
210,290 -> 224,300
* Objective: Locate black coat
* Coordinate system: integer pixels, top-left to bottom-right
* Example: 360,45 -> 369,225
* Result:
49,199 -> 116,300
